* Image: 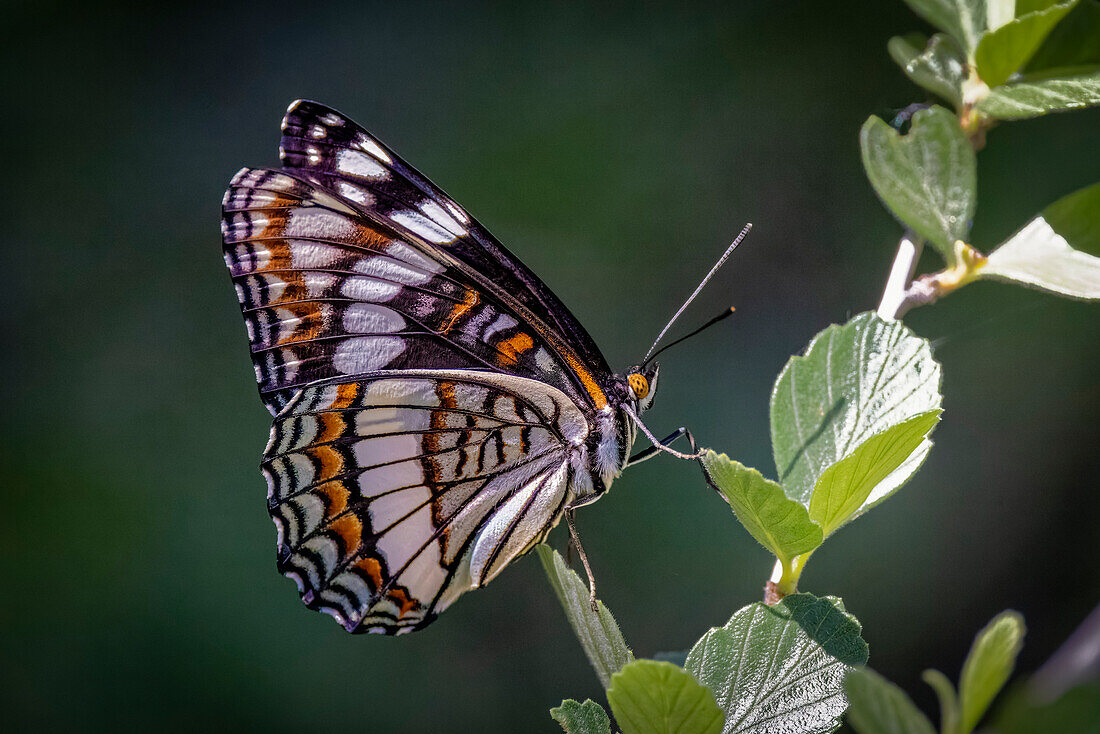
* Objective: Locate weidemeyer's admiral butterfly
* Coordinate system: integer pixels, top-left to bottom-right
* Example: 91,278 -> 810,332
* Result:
222,100 -> 747,634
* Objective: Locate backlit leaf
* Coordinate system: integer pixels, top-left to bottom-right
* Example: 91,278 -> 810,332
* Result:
700,451 -> 823,565
808,410 -> 942,537
983,182 -> 1100,298
771,313 -> 942,508
959,611 -> 1026,732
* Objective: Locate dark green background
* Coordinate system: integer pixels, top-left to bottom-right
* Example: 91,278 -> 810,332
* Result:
4,2 -> 1098,731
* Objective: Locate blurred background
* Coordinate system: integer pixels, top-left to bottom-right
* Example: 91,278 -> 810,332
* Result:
3,1 -> 1098,730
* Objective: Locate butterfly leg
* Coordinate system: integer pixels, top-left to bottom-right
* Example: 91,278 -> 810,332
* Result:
629,426 -> 695,468
623,405 -> 702,461
566,509 -> 599,612
626,426 -> 698,466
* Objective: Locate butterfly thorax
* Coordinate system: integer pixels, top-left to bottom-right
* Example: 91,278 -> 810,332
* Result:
572,362 -> 659,505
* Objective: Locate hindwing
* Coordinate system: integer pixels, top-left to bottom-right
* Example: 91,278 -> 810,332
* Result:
262,370 -> 589,634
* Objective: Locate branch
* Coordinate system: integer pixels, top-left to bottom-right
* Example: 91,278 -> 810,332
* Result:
877,232 -> 924,320
878,238 -> 988,320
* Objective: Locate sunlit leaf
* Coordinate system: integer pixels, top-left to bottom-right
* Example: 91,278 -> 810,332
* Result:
538,544 -> 634,688
983,182 -> 1100,298
607,660 -> 724,734
551,699 -> 614,734
977,68 -> 1100,117
903,0 -> 988,54
845,668 -> 937,734
685,594 -> 868,734
860,106 -> 976,258
975,0 -> 1078,87
700,451 -> 823,565
889,33 -> 968,106
771,313 -> 943,507
808,410 -> 942,537
959,611 -> 1026,732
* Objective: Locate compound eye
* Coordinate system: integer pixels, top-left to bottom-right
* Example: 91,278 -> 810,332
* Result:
628,372 -> 650,399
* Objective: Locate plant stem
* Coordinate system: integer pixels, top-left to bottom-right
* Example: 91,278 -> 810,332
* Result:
766,552 -> 813,604
877,231 -> 924,320
878,238 -> 988,319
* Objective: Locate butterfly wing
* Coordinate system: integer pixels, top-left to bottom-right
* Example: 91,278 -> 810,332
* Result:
222,167 -> 611,415
263,370 -> 589,634
222,102 -> 628,633
278,99 -> 609,375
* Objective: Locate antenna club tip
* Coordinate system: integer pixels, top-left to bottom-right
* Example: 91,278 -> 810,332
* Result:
730,306 -> 736,313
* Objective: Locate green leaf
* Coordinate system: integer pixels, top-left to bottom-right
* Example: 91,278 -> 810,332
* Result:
700,451 -> 823,565
977,68 -> 1100,117
845,668 -> 937,734
903,0 -> 988,55
551,699 -> 614,734
959,610 -> 1027,732
685,594 -> 868,734
538,544 -> 634,688
922,668 -> 962,734
860,106 -> 976,258
771,312 -> 943,507
1025,0 -> 1100,70
975,0 -> 1078,87
889,33 -> 969,106
606,660 -> 724,734
982,182 -> 1100,298
808,410 -> 942,537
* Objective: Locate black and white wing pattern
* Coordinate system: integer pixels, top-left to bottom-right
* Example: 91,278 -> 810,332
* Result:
264,371 -> 588,634
222,101 -> 645,634
277,100 -> 610,375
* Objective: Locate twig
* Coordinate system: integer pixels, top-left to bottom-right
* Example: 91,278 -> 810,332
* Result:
877,231 -> 924,320
878,237 -> 988,320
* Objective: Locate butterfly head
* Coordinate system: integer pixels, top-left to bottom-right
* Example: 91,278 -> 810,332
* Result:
625,362 -> 660,412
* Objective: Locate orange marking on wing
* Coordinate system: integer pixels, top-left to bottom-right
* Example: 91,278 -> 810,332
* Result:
440,290 -> 479,332
316,412 -> 346,444
354,557 -> 385,591
328,514 -> 362,554
496,332 -> 534,367
560,350 -> 607,409
310,445 -> 345,482
277,302 -> 325,344
332,383 -> 360,409
388,588 -> 420,618
316,480 -> 350,518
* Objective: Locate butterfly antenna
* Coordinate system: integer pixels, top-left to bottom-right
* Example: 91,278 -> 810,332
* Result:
641,223 -> 752,365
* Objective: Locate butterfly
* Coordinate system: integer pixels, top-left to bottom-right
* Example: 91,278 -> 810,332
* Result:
221,100 -> 734,634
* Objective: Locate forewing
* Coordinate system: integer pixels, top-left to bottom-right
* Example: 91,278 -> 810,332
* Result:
262,370 -> 588,634
222,168 -> 604,415
278,99 -> 609,375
